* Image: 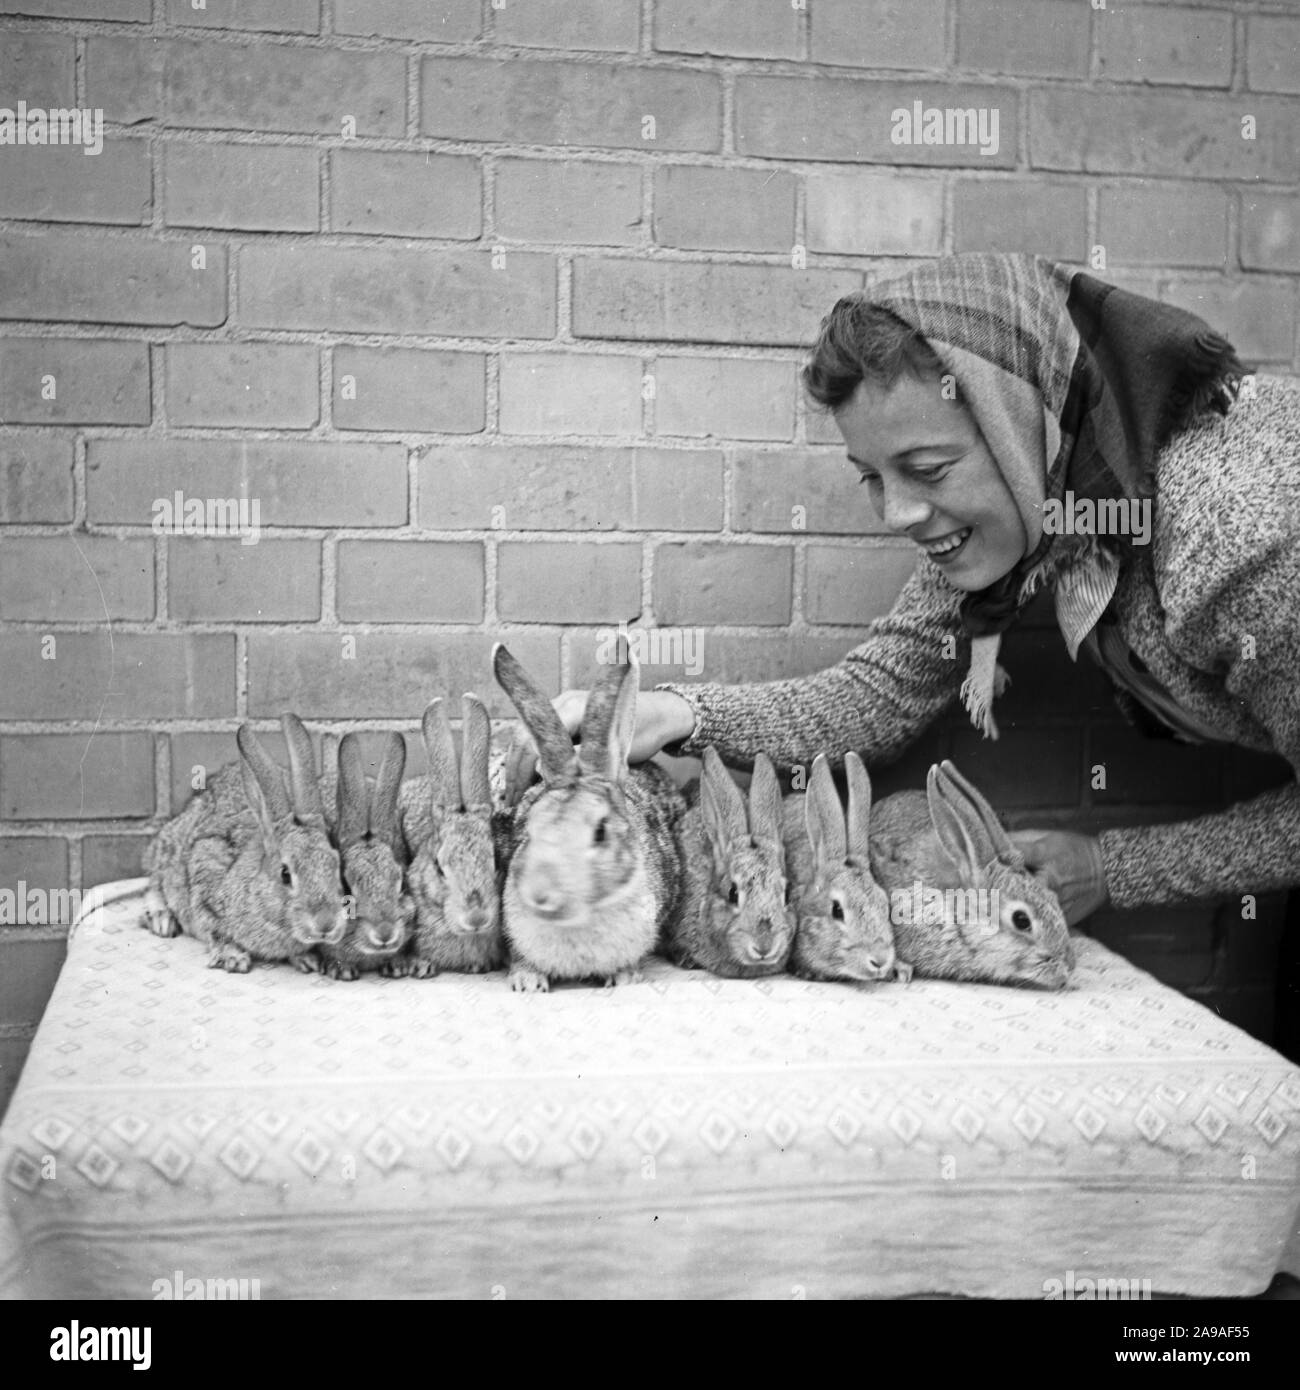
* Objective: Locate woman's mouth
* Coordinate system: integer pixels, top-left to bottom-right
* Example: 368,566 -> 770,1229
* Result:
918,526 -> 972,561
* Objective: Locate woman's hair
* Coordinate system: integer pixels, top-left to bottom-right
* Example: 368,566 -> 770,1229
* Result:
802,294 -> 953,412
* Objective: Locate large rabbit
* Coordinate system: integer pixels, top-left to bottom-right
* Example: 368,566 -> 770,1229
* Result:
781,752 -> 903,984
397,695 -> 507,977
315,731 -> 415,980
666,747 -> 797,978
868,760 -> 1074,989
494,642 -> 687,992
142,714 -> 348,973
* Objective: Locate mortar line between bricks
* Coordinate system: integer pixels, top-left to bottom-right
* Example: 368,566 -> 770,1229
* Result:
638,0 -> 652,57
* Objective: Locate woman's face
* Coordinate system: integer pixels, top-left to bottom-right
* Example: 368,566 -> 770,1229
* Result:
834,372 -> 1028,591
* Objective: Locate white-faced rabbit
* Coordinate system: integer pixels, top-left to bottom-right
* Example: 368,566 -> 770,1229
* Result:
145,714 -> 349,973
667,747 -> 796,977
869,759 -> 1074,989
315,731 -> 415,980
397,695 -> 506,977
493,642 -> 688,992
781,752 -> 903,984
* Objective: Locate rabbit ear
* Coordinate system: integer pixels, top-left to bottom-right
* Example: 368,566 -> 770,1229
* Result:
236,723 -> 292,824
578,654 -> 631,777
336,733 -> 370,850
459,694 -> 492,812
601,652 -> 641,781
844,752 -> 872,863
700,746 -> 747,866
422,699 -> 460,811
746,753 -> 783,848
926,763 -> 985,887
281,713 -> 326,825
936,759 -> 1022,867
804,754 -> 846,872
493,643 -> 578,784
369,732 -> 406,858
239,757 -> 281,858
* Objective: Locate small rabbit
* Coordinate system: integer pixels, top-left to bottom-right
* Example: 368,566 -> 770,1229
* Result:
781,752 -> 903,984
868,759 -> 1074,990
144,714 -> 349,973
397,695 -> 506,978
666,747 -> 796,978
315,731 -> 415,980
494,642 -> 688,992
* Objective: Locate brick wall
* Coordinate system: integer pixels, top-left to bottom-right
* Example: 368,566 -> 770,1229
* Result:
1,0 -> 1298,1110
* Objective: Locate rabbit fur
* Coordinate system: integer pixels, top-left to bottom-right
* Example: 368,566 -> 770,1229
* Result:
142,714 -> 348,973
781,752 -> 903,984
494,643 -> 688,992
314,731 -> 416,980
667,747 -> 797,977
868,760 -> 1075,989
397,695 -> 507,977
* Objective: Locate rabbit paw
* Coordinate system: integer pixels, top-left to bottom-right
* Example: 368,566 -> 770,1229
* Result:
509,965 -> 550,993
291,951 -> 323,975
407,957 -> 440,980
141,888 -> 180,938
893,960 -> 915,984
380,956 -> 414,979
605,966 -> 644,988
323,959 -> 359,982
207,941 -> 252,973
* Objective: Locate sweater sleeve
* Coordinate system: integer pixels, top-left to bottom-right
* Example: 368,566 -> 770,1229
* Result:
1097,541 -> 1300,908
654,554 -> 968,771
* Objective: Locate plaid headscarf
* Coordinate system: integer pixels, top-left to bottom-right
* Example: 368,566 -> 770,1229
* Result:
861,253 -> 1246,737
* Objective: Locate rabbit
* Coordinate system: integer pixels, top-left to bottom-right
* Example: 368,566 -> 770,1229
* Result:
493,642 -> 688,992
314,731 -> 416,980
868,759 -> 1075,990
781,752 -> 904,984
396,695 -> 507,978
144,714 -> 349,973
666,747 -> 797,977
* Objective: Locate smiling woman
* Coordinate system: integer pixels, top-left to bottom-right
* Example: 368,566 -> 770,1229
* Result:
543,253 -> 1300,940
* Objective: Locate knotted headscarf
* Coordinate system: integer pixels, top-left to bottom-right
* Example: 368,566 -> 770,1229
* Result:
860,254 -> 1246,736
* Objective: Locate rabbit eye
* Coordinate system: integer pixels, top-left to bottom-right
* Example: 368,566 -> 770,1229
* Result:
1011,909 -> 1033,933
783,880 -> 792,904
831,899 -> 844,921
593,818 -> 607,846
280,864 -> 293,888
727,882 -> 740,907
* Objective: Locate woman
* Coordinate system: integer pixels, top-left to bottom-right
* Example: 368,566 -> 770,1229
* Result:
529,254 -> 1300,929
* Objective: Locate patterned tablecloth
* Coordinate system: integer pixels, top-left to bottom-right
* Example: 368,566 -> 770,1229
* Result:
2,879 -> 1298,1300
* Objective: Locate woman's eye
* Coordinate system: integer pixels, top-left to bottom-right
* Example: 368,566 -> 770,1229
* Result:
857,472 -> 880,488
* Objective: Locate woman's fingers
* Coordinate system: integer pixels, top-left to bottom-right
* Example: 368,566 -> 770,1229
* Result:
1006,829 -> 1110,926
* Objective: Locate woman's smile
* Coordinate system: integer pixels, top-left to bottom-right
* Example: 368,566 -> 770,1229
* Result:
833,372 -> 1029,592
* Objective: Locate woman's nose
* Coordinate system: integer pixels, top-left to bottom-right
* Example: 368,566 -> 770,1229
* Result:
879,480 -> 932,534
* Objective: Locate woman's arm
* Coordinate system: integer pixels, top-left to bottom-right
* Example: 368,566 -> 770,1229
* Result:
655,554 -> 968,770
1096,539 -> 1300,908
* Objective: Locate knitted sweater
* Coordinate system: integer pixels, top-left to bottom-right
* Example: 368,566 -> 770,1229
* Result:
658,375 -> 1300,910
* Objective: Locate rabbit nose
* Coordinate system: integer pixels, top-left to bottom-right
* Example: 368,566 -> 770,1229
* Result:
865,955 -> 889,975
464,907 -> 491,933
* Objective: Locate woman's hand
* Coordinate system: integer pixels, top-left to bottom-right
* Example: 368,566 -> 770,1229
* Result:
500,688 -> 696,795
1005,829 -> 1110,926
